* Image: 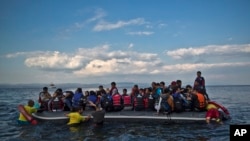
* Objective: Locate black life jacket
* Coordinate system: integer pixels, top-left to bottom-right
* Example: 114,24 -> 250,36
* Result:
101,94 -> 113,111
144,94 -> 155,110
134,94 -> 144,111
174,97 -> 183,113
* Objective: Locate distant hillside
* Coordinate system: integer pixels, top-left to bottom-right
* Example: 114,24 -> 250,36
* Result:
0,82 -> 149,89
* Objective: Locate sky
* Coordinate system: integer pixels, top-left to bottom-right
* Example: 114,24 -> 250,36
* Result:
0,0 -> 250,86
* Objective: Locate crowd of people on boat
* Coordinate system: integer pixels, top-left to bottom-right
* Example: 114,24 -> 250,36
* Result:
18,71 -> 225,125
38,71 -> 208,114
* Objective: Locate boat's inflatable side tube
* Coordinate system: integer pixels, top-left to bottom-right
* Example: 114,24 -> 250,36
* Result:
208,101 -> 230,115
18,104 -> 37,125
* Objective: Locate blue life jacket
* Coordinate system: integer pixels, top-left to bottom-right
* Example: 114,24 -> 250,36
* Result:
72,92 -> 83,107
88,94 -> 97,103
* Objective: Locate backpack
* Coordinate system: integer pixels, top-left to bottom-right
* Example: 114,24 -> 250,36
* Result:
134,94 -> 144,111
101,94 -> 113,112
174,98 -> 183,113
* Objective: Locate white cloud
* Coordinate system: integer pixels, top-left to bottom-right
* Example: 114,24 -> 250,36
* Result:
6,44 -> 160,73
5,44 -> 250,84
57,8 -> 106,39
127,31 -> 154,35
86,8 -> 106,23
162,62 -> 250,72
158,23 -> 167,28
24,51 -> 84,70
128,43 -> 134,49
166,44 -> 250,59
93,18 -> 146,31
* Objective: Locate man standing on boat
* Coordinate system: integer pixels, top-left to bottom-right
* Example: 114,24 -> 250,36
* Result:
194,71 -> 210,100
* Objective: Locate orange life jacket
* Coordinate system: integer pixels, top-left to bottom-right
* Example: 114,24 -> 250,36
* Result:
196,92 -> 206,109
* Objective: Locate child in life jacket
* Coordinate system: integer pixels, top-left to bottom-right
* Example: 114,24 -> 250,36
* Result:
65,107 -> 91,125
205,103 -> 222,124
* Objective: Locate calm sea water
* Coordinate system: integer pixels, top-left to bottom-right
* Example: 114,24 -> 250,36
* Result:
0,85 -> 250,141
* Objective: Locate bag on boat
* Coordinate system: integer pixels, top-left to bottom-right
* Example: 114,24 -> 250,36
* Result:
174,98 -> 183,113
101,94 -> 113,112
134,94 -> 144,111
144,94 -> 155,111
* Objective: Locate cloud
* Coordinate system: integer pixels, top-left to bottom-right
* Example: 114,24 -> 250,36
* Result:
6,44 -> 160,73
86,8 -> 106,23
162,62 -> 250,72
57,8 -> 106,39
127,31 -> 154,35
166,44 -> 250,59
93,18 -> 146,31
74,57 -> 161,76
5,44 -> 250,81
24,51 -> 84,70
128,43 -> 134,49
158,23 -> 167,28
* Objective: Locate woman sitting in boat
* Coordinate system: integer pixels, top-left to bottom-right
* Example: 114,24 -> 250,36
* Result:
181,85 -> 193,111
133,88 -> 144,111
38,87 -> 52,110
72,88 -> 84,109
62,91 -> 74,111
88,91 -> 98,110
48,88 -> 64,111
158,88 -> 172,114
171,87 -> 184,112
112,91 -> 124,111
100,91 -> 113,112
143,88 -> 155,111
81,91 -> 89,110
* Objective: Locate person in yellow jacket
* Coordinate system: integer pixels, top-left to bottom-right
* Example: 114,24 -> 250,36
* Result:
18,100 -> 37,125
205,103 -> 222,124
65,107 -> 91,125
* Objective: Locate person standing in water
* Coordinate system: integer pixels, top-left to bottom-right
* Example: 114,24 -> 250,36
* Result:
89,103 -> 105,127
18,100 -> 37,125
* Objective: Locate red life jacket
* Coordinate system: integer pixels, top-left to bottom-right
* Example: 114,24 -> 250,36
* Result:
51,98 -> 64,111
110,87 -> 118,95
143,97 -> 149,109
123,95 -> 132,106
112,94 -> 122,106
